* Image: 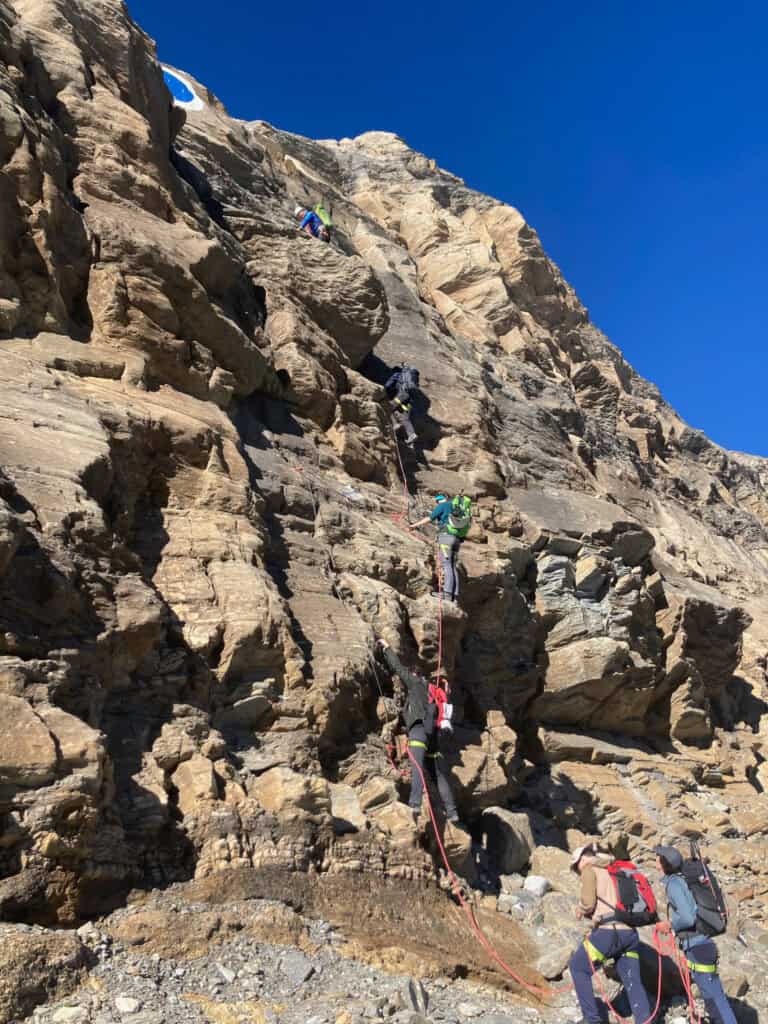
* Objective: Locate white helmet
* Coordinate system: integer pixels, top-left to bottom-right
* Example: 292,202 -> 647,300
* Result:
294,205 -> 305,217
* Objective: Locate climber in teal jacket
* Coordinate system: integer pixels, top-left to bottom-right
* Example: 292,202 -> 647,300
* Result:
411,495 -> 472,604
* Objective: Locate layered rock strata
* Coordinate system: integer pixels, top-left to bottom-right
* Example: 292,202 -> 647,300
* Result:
0,1 -> 767,1017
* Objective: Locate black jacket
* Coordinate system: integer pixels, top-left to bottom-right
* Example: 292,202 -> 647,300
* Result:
382,648 -> 437,734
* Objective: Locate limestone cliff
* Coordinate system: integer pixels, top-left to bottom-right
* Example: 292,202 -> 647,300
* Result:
1,0 -> 768,1008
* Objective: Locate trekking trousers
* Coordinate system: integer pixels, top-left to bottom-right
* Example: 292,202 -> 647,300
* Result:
684,940 -> 737,1024
391,400 -> 416,443
407,723 -> 457,819
569,927 -> 652,1024
437,532 -> 461,600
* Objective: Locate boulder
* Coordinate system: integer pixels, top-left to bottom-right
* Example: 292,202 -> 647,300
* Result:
481,808 -> 534,873
329,783 -> 367,834
171,755 -> 218,817
530,846 -> 579,895
0,696 -> 57,789
0,925 -> 89,1022
251,767 -> 331,823
574,554 -> 609,598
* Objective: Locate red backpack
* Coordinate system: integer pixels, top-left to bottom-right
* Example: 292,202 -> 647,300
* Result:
428,682 -> 448,727
604,861 -> 658,928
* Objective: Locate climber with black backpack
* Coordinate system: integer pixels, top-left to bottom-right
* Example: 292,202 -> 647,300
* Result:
384,365 -> 420,447
376,638 -> 462,829
656,843 -> 736,1024
411,494 -> 473,604
567,844 -> 655,1024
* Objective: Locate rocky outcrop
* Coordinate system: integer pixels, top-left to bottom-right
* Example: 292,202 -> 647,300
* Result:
0,0 -> 767,1018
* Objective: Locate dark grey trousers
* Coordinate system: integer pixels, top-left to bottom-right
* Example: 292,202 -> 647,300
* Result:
407,723 -> 457,818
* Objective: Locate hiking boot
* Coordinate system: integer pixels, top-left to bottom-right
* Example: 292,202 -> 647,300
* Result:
431,591 -> 452,601
410,808 -> 421,827
404,435 -> 417,447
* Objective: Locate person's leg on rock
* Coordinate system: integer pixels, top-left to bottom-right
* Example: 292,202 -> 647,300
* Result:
612,931 -> 653,1024
407,723 -> 428,817
437,533 -> 459,601
569,931 -> 610,1024
391,402 -> 416,445
400,408 -> 417,446
427,736 -> 459,822
686,942 -> 737,1024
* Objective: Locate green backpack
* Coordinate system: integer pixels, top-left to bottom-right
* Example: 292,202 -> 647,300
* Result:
314,203 -> 333,228
446,495 -> 472,538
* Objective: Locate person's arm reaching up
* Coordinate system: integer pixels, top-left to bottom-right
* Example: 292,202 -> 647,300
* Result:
377,640 -> 424,696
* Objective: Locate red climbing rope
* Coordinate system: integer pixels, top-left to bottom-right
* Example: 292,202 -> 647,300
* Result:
390,422 -> 412,525
407,746 -> 568,1002
435,538 -> 446,696
586,927 -> 670,1024
673,946 -> 703,1024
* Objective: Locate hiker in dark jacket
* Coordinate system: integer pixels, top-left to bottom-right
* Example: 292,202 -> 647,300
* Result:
377,639 -> 460,826
656,845 -> 736,1024
384,365 -> 419,447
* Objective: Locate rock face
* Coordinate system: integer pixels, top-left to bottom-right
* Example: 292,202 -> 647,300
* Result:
0,0 -> 768,1018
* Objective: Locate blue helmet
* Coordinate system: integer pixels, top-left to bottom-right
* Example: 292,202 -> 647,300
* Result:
434,494 -> 447,504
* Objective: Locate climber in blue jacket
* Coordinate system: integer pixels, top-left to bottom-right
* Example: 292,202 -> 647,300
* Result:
656,845 -> 736,1024
295,205 -> 330,242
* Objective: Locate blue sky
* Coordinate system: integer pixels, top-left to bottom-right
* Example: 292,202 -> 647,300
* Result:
128,0 -> 767,457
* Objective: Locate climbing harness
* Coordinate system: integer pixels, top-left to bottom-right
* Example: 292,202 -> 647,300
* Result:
586,924 -> 708,1024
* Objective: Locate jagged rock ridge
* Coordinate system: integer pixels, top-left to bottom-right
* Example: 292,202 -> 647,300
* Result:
0,1 -> 767,1019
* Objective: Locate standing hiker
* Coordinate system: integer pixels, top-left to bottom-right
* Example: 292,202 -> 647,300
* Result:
655,844 -> 736,1024
567,844 -> 655,1024
411,494 -> 473,604
376,639 -> 461,828
384,365 -> 420,447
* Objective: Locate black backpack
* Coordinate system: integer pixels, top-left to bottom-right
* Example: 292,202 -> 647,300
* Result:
398,365 -> 420,395
680,841 -> 728,938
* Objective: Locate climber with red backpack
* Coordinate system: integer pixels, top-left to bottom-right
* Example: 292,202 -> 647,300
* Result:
567,844 -> 655,1024
376,639 -> 462,828
655,843 -> 736,1024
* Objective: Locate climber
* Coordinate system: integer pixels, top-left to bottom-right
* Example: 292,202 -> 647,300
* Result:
294,205 -> 330,243
384,365 -> 420,447
655,845 -> 737,1024
411,494 -> 472,604
567,844 -> 654,1024
376,639 -> 461,828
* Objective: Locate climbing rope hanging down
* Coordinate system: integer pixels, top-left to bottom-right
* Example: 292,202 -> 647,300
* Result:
389,420 -> 427,536
388,424 -> 446,690
375,650 -> 697,1024
435,538 -> 446,695
406,744 -> 573,1001
402,731 -> 685,1020
380,438 -> 698,1023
